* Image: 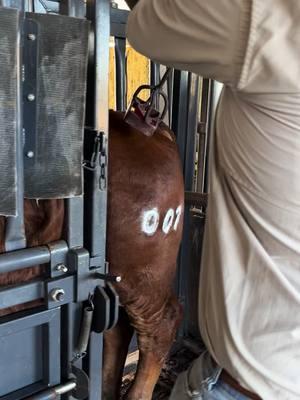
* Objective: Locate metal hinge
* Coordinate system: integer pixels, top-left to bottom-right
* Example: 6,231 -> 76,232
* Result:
99,145 -> 107,190
83,131 -> 102,171
83,130 -> 107,190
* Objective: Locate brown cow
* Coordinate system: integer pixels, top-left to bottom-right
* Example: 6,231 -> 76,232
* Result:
104,111 -> 184,399
0,110 -> 184,400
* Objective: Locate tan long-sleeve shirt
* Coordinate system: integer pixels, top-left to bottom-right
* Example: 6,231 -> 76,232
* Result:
127,1 -> 300,399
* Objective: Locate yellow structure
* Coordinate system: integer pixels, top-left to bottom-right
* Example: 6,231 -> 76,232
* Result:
109,39 -> 150,110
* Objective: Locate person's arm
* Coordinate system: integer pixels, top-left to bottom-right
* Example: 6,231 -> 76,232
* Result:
127,0 -> 300,93
126,0 -> 250,87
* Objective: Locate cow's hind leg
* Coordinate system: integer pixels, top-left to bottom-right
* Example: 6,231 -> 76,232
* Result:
103,307 -> 134,400
124,294 -> 182,400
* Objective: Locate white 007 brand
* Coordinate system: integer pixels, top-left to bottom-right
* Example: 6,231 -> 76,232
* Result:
141,205 -> 182,236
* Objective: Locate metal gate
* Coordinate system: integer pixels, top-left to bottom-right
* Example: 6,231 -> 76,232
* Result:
0,1 -> 117,399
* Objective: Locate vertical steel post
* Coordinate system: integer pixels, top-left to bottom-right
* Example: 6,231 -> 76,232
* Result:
84,1 -> 110,398
203,81 -> 223,192
56,0 -> 85,250
4,0 -> 26,252
171,70 -> 190,335
182,79 -> 222,338
185,74 -> 200,192
110,5 -> 130,111
196,79 -> 212,194
167,68 -> 174,126
150,61 -> 160,86
59,0 -> 86,17
114,36 -> 127,111
58,3 -> 87,400
150,61 -> 160,110
85,0 -> 109,261
171,70 -> 201,336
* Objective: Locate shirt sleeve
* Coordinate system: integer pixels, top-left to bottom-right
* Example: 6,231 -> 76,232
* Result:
126,0 -> 251,87
126,0 -> 300,94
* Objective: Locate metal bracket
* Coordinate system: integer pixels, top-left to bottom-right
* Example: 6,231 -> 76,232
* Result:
48,240 -> 69,278
46,275 -> 75,309
23,18 -> 39,165
89,256 -> 102,269
83,129 -> 101,171
110,6 -> 129,38
67,247 -> 119,331
83,130 -> 107,191
68,247 -> 104,303
99,143 -> 107,191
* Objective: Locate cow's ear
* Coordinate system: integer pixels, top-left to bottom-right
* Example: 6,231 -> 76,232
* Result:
124,0 -> 139,10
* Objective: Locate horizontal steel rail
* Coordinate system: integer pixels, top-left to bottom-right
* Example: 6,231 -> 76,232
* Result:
0,246 -> 50,274
0,240 -> 69,275
24,380 -> 76,400
0,280 -> 44,310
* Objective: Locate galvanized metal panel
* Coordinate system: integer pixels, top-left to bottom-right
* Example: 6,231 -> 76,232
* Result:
0,309 -> 61,396
0,7 -> 19,216
24,13 -> 90,199
0,325 -> 43,396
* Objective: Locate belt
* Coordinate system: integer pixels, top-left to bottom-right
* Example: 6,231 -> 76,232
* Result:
220,369 -> 261,400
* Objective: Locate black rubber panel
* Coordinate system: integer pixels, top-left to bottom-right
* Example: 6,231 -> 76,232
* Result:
24,13 -> 89,199
0,7 -> 19,216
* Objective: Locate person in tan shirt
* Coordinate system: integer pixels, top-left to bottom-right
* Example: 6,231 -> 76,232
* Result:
126,1 -> 300,399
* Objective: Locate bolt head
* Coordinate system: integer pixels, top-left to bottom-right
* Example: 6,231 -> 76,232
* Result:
27,33 -> 36,41
56,264 -> 68,273
27,93 -> 35,102
56,291 -> 65,302
50,288 -> 65,302
26,150 -> 34,158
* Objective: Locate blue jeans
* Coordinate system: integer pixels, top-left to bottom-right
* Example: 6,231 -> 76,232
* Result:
169,351 -> 251,399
